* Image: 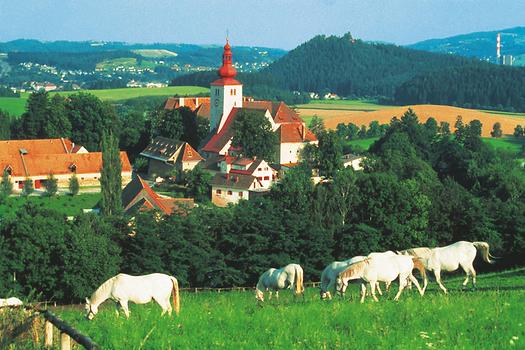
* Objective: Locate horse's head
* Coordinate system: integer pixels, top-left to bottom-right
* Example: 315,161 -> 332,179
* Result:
84,297 -> 98,320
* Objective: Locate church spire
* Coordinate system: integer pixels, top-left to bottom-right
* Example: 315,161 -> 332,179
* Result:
218,39 -> 237,79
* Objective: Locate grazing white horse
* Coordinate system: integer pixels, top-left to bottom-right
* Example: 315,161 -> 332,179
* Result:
0,297 -> 23,308
337,255 -> 424,303
424,241 -> 495,294
320,256 -> 366,300
85,273 -> 180,319
255,264 -> 304,302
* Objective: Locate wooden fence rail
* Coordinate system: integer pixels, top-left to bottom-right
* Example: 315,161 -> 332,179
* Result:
40,309 -> 99,350
179,281 -> 321,293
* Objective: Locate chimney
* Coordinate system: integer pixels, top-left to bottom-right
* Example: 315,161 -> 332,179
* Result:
234,176 -> 239,183
301,124 -> 305,140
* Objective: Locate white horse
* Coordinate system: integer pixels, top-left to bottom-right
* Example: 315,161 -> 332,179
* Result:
255,264 -> 304,302
397,247 -> 432,292
320,256 -> 366,300
0,297 -> 23,308
85,273 -> 180,319
424,241 -> 495,294
337,255 -> 424,303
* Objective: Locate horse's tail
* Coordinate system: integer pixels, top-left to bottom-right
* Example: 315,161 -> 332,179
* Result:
294,265 -> 304,295
472,242 -> 496,264
171,277 -> 180,315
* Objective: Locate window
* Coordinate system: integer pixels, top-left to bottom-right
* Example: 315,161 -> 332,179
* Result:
216,189 -> 222,194
258,167 -> 262,171
264,167 -> 268,171
239,191 -> 243,198
258,177 -> 263,181
227,190 -> 232,195
264,176 -> 269,180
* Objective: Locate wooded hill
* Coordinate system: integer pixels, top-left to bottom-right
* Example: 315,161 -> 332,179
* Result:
172,33 -> 525,112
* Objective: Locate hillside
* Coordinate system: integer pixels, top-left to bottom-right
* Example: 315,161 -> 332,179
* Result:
408,26 -> 525,65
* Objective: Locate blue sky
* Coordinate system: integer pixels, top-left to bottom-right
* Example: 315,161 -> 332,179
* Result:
0,0 -> 524,49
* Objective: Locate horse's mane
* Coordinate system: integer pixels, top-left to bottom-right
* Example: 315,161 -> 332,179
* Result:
339,259 -> 369,279
90,275 -> 118,302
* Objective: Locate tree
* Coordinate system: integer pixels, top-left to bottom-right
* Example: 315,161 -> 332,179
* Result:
439,121 -> 450,135
44,174 -> 58,196
454,116 -> 465,143
44,94 -> 72,138
100,131 -> 122,216
0,109 -> 11,140
491,122 -> 503,138
67,93 -> 121,151
69,174 -> 80,196
183,166 -> 212,202
513,125 -> 524,138
151,108 -> 183,141
19,91 -> 49,138
232,109 -> 277,161
308,116 -> 325,137
22,178 -> 34,196
317,130 -> 344,178
0,169 -> 13,199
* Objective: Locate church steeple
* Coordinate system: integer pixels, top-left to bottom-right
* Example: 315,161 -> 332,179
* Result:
210,39 -> 243,133
218,40 -> 237,79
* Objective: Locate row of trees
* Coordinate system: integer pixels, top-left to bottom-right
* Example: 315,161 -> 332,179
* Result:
1,109 -> 523,303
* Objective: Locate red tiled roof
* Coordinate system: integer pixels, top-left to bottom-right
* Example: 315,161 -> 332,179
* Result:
0,152 -> 132,177
201,108 -> 267,154
279,123 -> 318,143
179,143 -> 204,162
242,101 -> 302,123
0,138 -> 74,157
195,102 -> 211,119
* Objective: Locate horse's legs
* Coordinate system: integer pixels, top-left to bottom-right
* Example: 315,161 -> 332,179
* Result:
394,275 -> 408,301
434,269 -> 447,294
375,282 -> 383,296
360,283 -> 367,303
155,296 -> 172,316
460,263 -> 471,288
408,273 -> 424,296
370,280 -> 379,302
119,300 -> 130,318
386,281 -> 391,292
471,267 -> 477,289
114,301 -> 120,317
275,291 -> 279,299
268,291 -> 272,300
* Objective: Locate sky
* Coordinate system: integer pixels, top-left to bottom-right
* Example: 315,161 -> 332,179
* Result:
0,0 -> 524,49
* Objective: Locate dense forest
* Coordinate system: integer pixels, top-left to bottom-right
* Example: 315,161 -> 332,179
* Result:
395,65 -> 525,112
1,108 -> 524,302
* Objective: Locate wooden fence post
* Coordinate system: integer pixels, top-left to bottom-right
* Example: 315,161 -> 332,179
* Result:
61,332 -> 71,350
44,320 -> 53,348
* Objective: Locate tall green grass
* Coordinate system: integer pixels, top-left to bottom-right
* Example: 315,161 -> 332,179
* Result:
55,270 -> 525,349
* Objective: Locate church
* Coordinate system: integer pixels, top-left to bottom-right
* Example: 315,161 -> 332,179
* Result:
197,40 -> 318,206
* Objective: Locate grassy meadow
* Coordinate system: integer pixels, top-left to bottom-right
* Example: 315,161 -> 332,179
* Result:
0,193 -> 100,218
0,86 -> 209,116
46,269 -> 525,349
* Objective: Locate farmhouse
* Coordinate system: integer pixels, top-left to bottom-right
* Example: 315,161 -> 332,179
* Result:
122,174 -> 194,215
342,154 -> 365,171
140,136 -> 203,178
0,138 -> 132,190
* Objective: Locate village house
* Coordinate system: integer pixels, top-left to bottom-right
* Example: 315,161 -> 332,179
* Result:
195,40 -> 317,206
0,138 -> 132,191
342,153 -> 365,171
139,136 -> 203,178
122,174 -> 194,215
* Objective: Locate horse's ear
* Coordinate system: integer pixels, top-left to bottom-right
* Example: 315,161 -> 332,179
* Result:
85,297 -> 90,304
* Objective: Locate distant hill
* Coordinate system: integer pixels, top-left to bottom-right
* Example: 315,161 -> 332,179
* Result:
0,39 -> 286,69
173,33 -> 476,99
408,27 -> 525,66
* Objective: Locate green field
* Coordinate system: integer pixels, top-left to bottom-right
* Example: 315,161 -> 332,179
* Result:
96,57 -> 157,71
0,193 -> 100,218
0,86 -> 209,116
347,137 -> 379,150
482,136 -> 525,153
132,49 -> 178,58
50,269 -> 524,349
297,99 -> 395,111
